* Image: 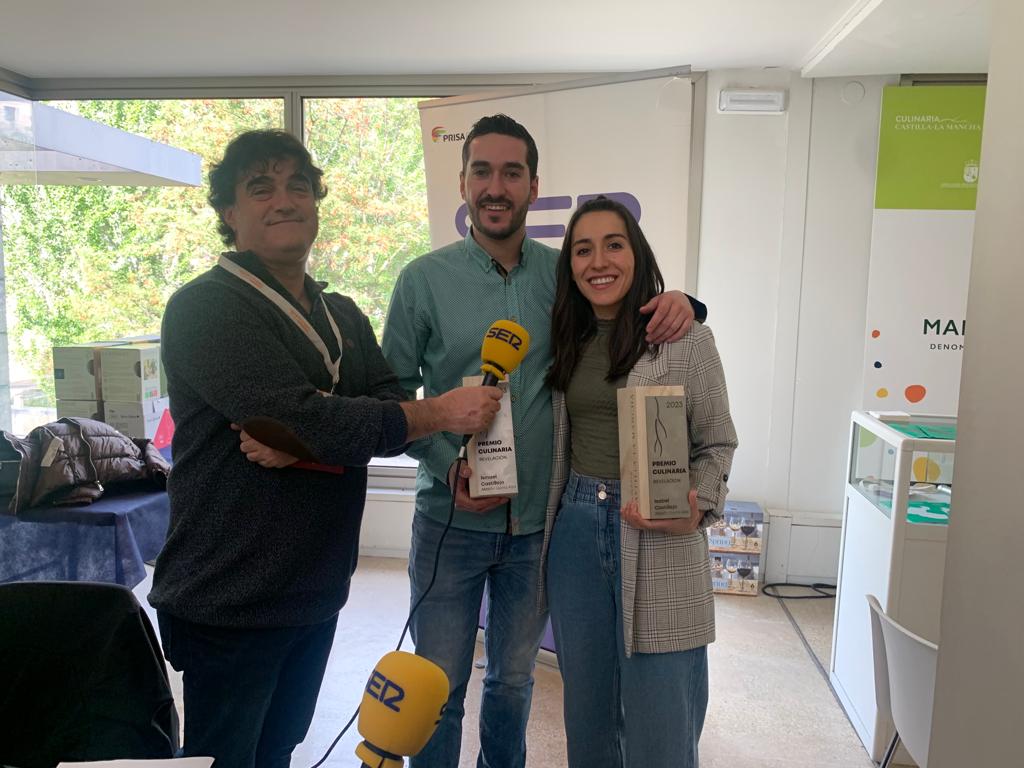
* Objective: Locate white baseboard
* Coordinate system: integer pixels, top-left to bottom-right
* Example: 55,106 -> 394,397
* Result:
358,547 -> 411,559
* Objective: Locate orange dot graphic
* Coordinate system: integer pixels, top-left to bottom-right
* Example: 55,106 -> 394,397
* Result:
905,384 -> 927,404
871,330 -> 881,338
876,388 -> 889,398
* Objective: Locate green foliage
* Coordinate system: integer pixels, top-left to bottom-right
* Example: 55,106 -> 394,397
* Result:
0,97 -> 431,403
305,98 -> 431,332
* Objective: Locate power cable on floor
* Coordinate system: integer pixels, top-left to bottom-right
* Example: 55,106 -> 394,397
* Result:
761,582 -> 836,599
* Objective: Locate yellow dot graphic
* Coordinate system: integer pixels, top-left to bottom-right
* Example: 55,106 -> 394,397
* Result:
876,388 -> 889,398
913,456 -> 942,483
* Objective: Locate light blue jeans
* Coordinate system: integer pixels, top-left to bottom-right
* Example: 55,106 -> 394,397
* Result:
548,471 -> 709,768
408,513 -> 548,768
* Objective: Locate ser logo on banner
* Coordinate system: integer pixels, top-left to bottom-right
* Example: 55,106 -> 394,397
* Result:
454,192 -> 643,240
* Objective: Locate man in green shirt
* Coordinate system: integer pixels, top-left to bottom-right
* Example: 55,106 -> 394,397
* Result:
382,114 -> 704,768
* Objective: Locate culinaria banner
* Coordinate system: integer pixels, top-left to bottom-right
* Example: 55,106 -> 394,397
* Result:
862,85 -> 986,415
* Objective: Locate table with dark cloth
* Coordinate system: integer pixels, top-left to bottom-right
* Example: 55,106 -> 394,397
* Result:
0,487 -> 170,589
0,445 -> 172,589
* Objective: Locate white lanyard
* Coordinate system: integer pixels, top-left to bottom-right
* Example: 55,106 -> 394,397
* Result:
218,255 -> 343,389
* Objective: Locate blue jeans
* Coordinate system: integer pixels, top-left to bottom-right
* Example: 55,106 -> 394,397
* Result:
547,471 -> 709,768
157,611 -> 337,768
408,513 -> 548,768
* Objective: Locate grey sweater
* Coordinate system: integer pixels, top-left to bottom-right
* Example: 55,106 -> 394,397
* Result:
149,251 -> 408,628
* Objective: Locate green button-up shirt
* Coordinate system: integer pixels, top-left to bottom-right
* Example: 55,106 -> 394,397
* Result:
382,231 -> 557,534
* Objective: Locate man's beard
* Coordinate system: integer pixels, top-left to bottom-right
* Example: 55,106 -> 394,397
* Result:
469,197 -> 529,241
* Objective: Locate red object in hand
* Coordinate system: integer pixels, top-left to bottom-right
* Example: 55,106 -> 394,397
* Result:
293,461 -> 345,475
241,417 -> 345,475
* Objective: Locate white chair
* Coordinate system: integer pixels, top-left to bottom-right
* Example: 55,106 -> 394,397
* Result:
866,594 -> 939,767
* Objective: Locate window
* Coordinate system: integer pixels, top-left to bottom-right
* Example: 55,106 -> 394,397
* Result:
1,93 -> 438,484
303,97 -> 433,472
302,97 -> 431,338
0,98 -> 284,433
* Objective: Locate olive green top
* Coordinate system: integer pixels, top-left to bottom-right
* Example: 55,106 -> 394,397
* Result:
565,320 -> 627,479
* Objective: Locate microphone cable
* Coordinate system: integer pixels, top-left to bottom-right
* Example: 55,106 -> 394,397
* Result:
310,455 -> 466,768
394,455 -> 464,650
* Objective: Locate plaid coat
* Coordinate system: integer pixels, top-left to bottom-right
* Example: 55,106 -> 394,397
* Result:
540,324 -> 738,656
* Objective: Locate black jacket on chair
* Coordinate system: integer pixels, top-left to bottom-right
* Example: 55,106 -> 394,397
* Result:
0,581 -> 178,767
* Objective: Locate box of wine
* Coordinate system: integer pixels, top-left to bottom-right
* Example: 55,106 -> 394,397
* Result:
617,385 -> 689,519
52,342 -> 121,401
105,397 -> 170,441
99,343 -> 162,402
56,399 -> 104,422
113,335 -> 166,395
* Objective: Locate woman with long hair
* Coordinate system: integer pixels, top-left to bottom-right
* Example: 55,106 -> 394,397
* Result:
541,196 -> 737,767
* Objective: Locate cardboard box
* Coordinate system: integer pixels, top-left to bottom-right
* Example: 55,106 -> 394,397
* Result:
52,342 -> 121,401
100,343 -> 162,402
710,551 -> 760,595
617,385 -> 689,519
708,500 -> 765,554
113,336 -> 166,395
105,397 -> 169,441
56,399 -> 104,422
709,500 -> 764,596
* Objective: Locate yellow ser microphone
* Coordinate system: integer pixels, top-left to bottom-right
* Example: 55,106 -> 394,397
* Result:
479,319 -> 530,388
456,319 -> 530,458
355,651 -> 450,768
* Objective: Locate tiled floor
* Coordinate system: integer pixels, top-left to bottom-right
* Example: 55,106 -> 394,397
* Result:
775,586 -> 838,671
136,558 -> 875,768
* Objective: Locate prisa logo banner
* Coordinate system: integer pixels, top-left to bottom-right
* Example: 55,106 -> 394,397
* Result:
431,126 -> 466,143
455,192 -> 642,240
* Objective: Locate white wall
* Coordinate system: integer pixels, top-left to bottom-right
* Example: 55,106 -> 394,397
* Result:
698,69 -> 895,518
697,68 -> 791,512
929,0 -> 1024,762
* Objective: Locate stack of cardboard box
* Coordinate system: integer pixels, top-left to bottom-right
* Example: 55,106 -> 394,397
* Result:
708,500 -> 764,596
53,334 -> 171,442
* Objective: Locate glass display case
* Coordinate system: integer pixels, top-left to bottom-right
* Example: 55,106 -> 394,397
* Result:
830,411 -> 954,761
848,414 -> 955,521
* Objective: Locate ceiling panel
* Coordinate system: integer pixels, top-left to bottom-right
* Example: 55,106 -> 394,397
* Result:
0,1 -> 855,78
